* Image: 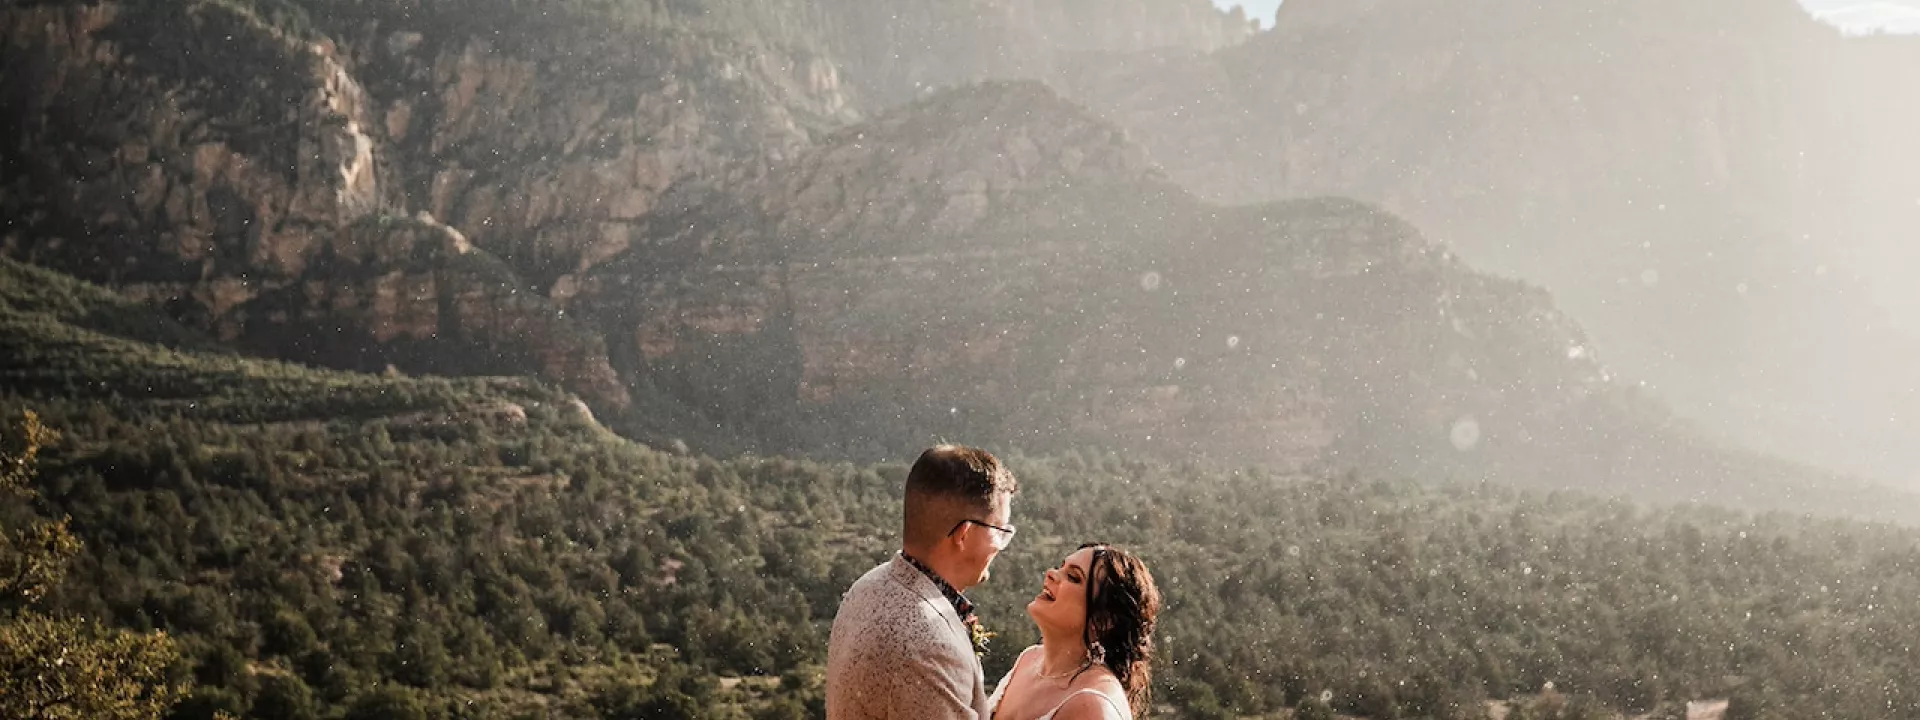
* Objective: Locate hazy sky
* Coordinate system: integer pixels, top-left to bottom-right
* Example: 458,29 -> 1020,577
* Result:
1213,0 -> 1920,33
1804,0 -> 1920,32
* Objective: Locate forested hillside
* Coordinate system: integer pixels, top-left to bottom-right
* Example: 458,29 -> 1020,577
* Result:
5,260 -> 1919,718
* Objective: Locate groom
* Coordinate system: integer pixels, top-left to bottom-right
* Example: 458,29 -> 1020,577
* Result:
826,445 -> 1020,720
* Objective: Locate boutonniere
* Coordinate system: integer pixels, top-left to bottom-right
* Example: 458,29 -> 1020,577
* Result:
964,613 -> 994,660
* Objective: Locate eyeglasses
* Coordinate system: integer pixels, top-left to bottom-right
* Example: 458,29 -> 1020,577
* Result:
949,518 -> 1018,548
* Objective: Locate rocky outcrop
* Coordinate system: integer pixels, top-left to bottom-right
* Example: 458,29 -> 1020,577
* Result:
0,2 -> 382,284
308,1 -> 857,288
0,0 -> 1250,421
250,213 -> 630,408
0,0 -> 851,409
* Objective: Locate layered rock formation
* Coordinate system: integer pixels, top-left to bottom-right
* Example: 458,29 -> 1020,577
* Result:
0,2 -> 383,284
0,0 -> 1247,414
570,81 -> 1538,466
304,0 -> 857,289
0,0 -> 864,407
245,212 -> 626,404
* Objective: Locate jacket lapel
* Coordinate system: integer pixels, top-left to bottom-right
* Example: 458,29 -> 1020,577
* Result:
888,556 -> 970,644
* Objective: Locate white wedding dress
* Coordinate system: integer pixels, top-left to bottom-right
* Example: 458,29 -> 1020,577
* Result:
984,647 -> 1130,720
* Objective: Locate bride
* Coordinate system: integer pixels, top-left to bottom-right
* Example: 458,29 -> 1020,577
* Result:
986,543 -> 1162,720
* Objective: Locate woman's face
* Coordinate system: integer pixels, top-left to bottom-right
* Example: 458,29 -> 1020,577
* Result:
1027,547 -> 1098,634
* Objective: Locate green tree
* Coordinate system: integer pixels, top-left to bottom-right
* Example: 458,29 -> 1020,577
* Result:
1162,677 -> 1232,720
249,673 -> 318,720
344,686 -> 428,720
0,411 -> 184,720
1294,696 -> 1338,720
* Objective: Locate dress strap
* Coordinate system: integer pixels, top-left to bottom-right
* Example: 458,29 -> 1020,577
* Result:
1040,688 -> 1127,719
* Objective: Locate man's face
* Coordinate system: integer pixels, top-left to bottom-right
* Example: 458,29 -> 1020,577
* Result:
954,492 -> 1014,590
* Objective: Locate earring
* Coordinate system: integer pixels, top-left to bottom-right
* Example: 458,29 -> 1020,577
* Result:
1087,641 -> 1106,665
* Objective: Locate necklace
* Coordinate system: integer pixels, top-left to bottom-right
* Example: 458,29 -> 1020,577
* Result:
1033,662 -> 1082,680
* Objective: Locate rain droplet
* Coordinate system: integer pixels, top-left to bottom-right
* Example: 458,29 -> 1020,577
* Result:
1320,690 -> 1334,703
1139,271 -> 1162,291
1173,357 -> 1187,370
1566,345 -> 1587,359
1639,269 -> 1661,286
1226,335 -> 1241,349
1449,416 -> 1482,451
1735,282 -> 1749,295
1287,545 -> 1302,557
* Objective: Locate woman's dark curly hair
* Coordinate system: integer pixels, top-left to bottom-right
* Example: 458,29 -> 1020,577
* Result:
1077,542 -> 1161,716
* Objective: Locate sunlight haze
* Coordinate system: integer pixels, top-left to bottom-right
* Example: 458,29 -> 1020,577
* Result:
1215,0 -> 1920,33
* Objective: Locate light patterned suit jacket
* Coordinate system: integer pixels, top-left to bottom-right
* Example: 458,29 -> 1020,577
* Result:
826,555 -> 988,720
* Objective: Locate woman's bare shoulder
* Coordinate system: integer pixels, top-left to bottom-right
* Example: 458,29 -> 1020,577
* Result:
1011,644 -> 1043,667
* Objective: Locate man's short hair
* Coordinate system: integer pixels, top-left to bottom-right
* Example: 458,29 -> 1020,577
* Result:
903,445 -> 1018,547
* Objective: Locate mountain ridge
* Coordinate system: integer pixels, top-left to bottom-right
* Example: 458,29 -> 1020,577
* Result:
2,0 -> 1915,521
567,80 -> 1918,523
